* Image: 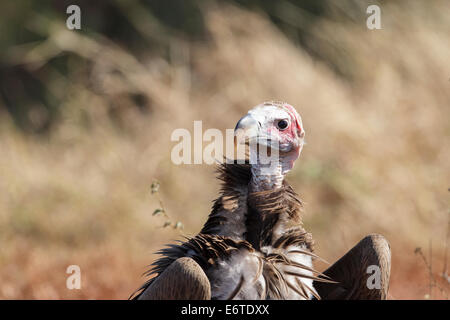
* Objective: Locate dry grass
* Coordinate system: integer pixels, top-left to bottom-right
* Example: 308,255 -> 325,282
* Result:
0,1 -> 449,299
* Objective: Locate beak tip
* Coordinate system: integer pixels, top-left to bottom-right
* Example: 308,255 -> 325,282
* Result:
234,114 -> 258,133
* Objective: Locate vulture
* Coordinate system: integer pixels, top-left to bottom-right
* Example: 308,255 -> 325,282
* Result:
132,101 -> 391,300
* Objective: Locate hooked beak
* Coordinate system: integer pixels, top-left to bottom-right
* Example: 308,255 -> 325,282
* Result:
234,114 -> 280,151
235,114 -> 259,132
234,114 -> 260,144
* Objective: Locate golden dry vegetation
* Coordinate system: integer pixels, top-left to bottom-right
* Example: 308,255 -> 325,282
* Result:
0,1 -> 448,299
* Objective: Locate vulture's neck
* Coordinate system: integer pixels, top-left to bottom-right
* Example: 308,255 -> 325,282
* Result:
202,160 -> 308,249
249,157 -> 290,192
250,163 -> 284,192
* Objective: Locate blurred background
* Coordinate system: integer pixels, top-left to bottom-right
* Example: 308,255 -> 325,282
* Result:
0,0 -> 448,299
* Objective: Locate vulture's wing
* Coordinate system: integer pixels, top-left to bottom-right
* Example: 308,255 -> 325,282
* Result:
313,234 -> 391,300
136,257 -> 211,300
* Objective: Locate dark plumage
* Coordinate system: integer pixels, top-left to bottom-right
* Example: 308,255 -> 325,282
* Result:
131,102 -> 391,300
132,163 -> 331,300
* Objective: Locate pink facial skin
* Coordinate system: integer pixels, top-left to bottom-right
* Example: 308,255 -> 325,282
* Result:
282,104 -> 304,138
271,104 -> 304,153
278,104 -> 305,172
243,102 -> 305,173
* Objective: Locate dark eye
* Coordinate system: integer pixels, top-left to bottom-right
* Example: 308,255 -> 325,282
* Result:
277,119 -> 289,130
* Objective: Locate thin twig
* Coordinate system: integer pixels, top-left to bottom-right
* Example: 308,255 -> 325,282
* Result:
150,180 -> 184,231
442,216 -> 449,284
415,246 -> 448,299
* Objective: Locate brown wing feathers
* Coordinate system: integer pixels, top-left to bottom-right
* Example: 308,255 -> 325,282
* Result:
133,163 -> 328,300
131,234 -> 255,299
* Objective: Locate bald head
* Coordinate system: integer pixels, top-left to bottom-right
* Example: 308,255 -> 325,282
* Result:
234,101 -> 305,175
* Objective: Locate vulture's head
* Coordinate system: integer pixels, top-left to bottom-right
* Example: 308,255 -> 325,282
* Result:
234,101 -> 305,175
